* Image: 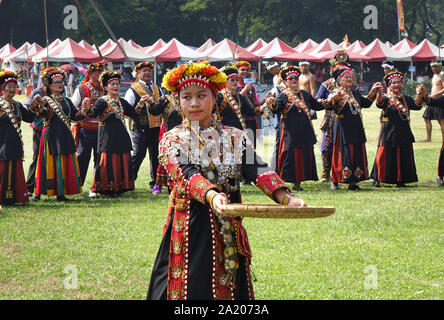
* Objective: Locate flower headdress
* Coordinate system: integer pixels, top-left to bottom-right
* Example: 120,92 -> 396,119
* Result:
222,66 -> 239,79
0,70 -> 19,92
279,65 -> 300,80
81,60 -> 107,84
41,67 -> 66,86
232,61 -> 251,71
383,71 -> 403,86
134,62 -> 154,72
162,61 -> 227,95
99,70 -> 122,88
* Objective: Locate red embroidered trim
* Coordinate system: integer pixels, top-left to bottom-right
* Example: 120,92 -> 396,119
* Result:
255,171 -> 289,202
188,173 -> 218,205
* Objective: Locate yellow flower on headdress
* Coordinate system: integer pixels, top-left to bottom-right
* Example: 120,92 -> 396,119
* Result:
162,61 -> 227,94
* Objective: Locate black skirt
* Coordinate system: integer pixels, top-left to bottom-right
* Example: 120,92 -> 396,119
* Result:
423,105 -> 444,120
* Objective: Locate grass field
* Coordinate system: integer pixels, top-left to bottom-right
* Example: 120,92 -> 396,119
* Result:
0,94 -> 443,300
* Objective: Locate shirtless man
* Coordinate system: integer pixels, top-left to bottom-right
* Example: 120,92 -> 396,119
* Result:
299,61 -> 316,97
298,60 -> 317,119
422,61 -> 444,142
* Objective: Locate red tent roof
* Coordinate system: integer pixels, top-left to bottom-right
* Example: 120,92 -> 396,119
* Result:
0,44 -> 16,61
29,39 -> 62,63
151,38 -> 205,62
246,38 -> 267,53
408,39 -> 443,61
197,38 -> 216,53
99,39 -> 115,53
102,39 -> 152,62
274,50 -> 318,62
359,39 -> 410,61
2,42 -> 30,62
346,40 -> 366,53
143,39 -> 167,54
205,38 -> 259,62
392,38 -> 416,54
34,38 -> 100,63
308,38 -> 341,61
253,37 -> 295,59
294,39 -> 318,53
78,40 -> 96,52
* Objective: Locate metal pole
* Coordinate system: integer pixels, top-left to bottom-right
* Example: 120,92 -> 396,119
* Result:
154,61 -> 157,85
43,0 -> 50,67
87,0 -> 134,68
396,0 -> 401,42
74,0 -> 103,59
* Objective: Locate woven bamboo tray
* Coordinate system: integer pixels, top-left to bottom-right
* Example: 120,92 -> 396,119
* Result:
221,204 -> 335,219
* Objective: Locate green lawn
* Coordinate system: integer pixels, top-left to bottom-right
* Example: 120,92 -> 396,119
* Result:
0,95 -> 443,300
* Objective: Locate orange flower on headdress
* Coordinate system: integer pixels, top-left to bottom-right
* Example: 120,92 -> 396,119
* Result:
162,61 -> 227,94
232,61 -> 251,71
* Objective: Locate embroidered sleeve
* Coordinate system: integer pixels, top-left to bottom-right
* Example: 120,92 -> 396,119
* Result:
256,171 -> 290,203
159,130 -> 218,205
188,173 -> 218,205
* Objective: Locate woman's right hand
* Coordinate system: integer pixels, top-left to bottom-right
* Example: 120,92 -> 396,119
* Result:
210,192 -> 230,216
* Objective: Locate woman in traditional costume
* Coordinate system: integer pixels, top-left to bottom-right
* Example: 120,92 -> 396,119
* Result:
33,68 -> 82,201
370,74 -> 426,187
324,65 -> 381,190
216,66 -> 270,132
81,70 -> 143,196
148,91 -> 183,189
147,61 -> 306,300
271,65 -> 326,191
0,71 -> 36,205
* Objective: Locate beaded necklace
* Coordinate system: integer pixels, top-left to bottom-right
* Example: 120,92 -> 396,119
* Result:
43,95 -> 71,129
387,94 -> 409,121
221,89 -> 247,131
282,88 -> 311,119
0,98 -> 23,146
104,95 -> 125,125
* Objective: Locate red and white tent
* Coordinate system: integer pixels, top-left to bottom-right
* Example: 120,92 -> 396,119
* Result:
392,38 -> 416,54
0,44 -> 16,61
204,38 -> 259,62
407,39 -> 443,61
150,38 -> 205,62
99,39 -> 115,53
345,40 -> 366,53
294,39 -> 318,53
28,39 -> 62,63
246,38 -> 267,53
33,38 -> 100,63
307,38 -> 341,60
78,40 -> 96,52
2,42 -> 30,62
274,49 -> 316,62
339,40 -> 351,49
197,38 -> 216,53
143,39 -> 167,55
102,39 -> 152,62
359,39 -> 410,61
128,39 -> 142,49
253,37 -> 295,59
4,42 -> 43,62
385,41 -> 393,48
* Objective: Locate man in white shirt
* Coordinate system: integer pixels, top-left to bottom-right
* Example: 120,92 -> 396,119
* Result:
124,62 -> 164,194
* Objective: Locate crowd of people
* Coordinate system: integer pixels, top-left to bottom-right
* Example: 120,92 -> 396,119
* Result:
0,51 -> 443,300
